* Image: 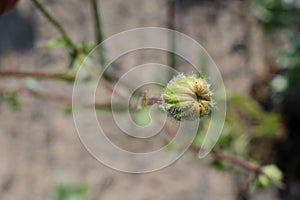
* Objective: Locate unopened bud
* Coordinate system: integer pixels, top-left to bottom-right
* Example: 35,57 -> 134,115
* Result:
161,74 -> 213,121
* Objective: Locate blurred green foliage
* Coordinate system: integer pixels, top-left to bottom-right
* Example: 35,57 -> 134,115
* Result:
40,37 -> 95,69
193,93 -> 281,158
52,178 -> 89,200
251,164 -> 283,191
0,92 -> 21,110
252,0 -> 300,32
253,0 -> 300,112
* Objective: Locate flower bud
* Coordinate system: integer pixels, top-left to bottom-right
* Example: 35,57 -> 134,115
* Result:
260,165 -> 283,188
161,74 -> 213,121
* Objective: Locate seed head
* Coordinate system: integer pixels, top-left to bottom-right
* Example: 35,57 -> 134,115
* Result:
161,74 -> 213,121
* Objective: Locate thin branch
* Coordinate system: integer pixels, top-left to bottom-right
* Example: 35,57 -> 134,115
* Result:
145,97 -> 163,105
166,0 -> 176,30
0,70 -> 75,81
212,150 -> 262,174
0,69 -> 131,104
31,0 -> 77,51
89,0 -> 106,70
0,86 -> 111,109
0,70 -> 163,109
0,69 -> 153,108
162,122 -> 263,174
140,92 -> 163,106
90,0 -> 104,45
166,0 -> 178,74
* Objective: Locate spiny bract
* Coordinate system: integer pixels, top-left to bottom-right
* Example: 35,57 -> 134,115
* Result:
161,74 -> 213,121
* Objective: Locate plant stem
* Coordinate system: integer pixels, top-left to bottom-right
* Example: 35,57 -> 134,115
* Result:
212,150 -> 262,174
89,0 -> 106,69
0,68 -> 130,103
90,0 -> 104,45
0,70 -> 75,81
0,86 -> 112,109
145,97 -> 163,105
0,68 -> 134,108
166,0 -> 176,30
162,123 -> 263,174
166,0 -> 178,75
31,0 -> 77,51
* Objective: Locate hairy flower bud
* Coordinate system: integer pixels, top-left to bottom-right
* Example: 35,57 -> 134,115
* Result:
161,74 -> 213,121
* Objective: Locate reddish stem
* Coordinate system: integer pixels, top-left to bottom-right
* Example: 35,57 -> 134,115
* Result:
0,86 -> 111,108
145,97 -> 163,105
212,151 -> 262,174
0,69 -> 129,104
162,123 -> 263,174
0,70 -> 74,81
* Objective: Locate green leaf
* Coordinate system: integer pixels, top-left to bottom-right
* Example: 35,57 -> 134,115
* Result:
1,92 -> 21,110
40,37 -> 68,48
210,158 -> 230,171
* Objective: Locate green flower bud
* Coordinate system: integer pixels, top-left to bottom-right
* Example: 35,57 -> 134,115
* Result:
161,74 -> 213,121
259,165 -> 283,188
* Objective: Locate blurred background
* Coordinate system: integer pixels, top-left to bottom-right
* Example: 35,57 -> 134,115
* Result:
0,0 -> 300,199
